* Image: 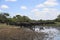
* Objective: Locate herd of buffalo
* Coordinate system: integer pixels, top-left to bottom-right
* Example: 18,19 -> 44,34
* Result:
0,21 -> 56,30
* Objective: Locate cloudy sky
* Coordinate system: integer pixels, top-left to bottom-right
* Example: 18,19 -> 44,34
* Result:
0,0 -> 60,20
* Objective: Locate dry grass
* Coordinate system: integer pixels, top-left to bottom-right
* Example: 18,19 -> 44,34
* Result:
0,28 -> 46,40
0,24 -> 46,40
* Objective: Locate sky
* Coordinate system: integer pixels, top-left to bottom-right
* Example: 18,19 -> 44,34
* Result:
0,0 -> 60,20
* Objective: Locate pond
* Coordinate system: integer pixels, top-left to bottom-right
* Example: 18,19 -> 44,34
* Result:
34,26 -> 60,40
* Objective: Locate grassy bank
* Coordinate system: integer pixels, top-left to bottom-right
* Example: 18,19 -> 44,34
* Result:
48,22 -> 60,26
39,22 -> 60,27
55,22 -> 60,26
0,24 -> 46,40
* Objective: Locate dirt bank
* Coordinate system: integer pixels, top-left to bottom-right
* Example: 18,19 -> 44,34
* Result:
0,28 -> 46,40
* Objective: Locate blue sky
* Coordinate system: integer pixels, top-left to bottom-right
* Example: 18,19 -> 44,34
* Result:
0,0 -> 60,20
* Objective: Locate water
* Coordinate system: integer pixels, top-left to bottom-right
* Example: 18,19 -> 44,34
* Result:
54,31 -> 60,40
34,26 -> 60,40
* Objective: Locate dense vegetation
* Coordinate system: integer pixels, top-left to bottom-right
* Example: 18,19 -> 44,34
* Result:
0,12 -> 60,26
0,12 -> 35,24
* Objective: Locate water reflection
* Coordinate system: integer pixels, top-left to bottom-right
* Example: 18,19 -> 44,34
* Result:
34,26 -> 60,40
54,31 -> 60,40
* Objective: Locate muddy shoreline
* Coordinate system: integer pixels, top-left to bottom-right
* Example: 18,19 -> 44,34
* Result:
0,28 -> 46,40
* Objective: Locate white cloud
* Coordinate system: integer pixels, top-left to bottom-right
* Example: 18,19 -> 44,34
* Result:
0,5 -> 9,9
31,9 -> 39,12
46,0 -> 57,2
31,8 -> 60,20
30,0 -> 59,20
36,4 -> 45,8
44,0 -> 58,7
5,0 -> 17,2
35,0 -> 59,8
20,6 -> 27,10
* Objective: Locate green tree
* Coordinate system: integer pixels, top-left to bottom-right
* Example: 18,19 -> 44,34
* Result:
22,16 -> 31,22
55,15 -> 60,22
15,15 -> 22,22
0,13 -> 9,23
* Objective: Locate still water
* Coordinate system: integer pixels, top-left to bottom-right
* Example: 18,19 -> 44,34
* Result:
34,26 -> 60,40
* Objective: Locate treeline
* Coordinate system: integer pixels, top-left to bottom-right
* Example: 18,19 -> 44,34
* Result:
0,12 -> 36,25
0,12 -> 60,25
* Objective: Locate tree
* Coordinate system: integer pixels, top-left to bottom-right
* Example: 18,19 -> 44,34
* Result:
15,15 -> 22,22
57,15 -> 60,18
22,16 -> 31,22
0,13 -> 9,23
55,15 -> 60,22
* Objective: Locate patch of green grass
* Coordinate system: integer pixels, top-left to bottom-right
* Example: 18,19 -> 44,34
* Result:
55,22 -> 60,26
